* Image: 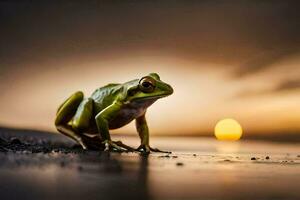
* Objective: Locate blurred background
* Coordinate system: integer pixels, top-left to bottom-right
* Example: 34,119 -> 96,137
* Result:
0,0 -> 299,140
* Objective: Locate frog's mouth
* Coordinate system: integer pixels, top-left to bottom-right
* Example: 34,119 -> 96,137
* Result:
134,92 -> 172,102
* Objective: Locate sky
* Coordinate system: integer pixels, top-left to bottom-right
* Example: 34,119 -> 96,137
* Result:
0,0 -> 300,138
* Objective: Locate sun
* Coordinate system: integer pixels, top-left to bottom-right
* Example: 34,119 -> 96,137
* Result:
214,118 -> 243,141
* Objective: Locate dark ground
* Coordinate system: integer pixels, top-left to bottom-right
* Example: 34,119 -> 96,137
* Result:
0,127 -> 300,200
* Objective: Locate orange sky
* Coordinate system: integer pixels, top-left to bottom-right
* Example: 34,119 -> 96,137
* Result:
0,1 -> 299,137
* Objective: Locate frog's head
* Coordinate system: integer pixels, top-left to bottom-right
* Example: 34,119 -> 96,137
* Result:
125,73 -> 173,102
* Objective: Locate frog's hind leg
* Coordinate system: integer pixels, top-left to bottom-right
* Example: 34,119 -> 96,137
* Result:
55,91 -> 88,149
71,98 -> 104,150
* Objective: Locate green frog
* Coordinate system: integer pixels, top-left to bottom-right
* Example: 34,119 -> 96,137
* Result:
55,73 -> 173,153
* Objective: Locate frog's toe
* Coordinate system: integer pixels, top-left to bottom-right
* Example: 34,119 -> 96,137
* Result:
137,144 -> 171,154
113,141 -> 135,152
104,143 -> 123,152
136,144 -> 151,154
103,140 -> 129,152
149,147 -> 171,154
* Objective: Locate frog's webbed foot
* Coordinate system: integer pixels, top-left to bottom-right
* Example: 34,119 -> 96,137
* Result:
103,140 -> 135,152
136,144 -> 171,154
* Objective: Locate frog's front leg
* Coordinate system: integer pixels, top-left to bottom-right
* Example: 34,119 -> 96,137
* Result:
135,114 -> 171,154
95,101 -> 133,152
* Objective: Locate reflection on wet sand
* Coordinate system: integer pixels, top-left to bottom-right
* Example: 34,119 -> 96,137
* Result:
76,152 -> 151,200
0,136 -> 300,200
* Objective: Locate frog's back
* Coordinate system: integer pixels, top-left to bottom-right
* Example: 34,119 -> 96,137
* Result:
90,83 -> 123,112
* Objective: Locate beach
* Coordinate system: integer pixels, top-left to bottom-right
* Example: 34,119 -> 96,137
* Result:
0,128 -> 299,200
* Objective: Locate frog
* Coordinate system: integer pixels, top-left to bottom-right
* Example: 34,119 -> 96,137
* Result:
55,73 -> 173,153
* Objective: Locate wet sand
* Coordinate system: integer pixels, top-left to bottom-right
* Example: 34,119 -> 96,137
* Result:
0,128 -> 299,200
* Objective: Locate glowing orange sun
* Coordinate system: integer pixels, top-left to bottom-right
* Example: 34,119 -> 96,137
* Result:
214,118 -> 243,141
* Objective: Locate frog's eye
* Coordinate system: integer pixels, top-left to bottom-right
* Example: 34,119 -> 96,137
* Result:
139,76 -> 156,93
